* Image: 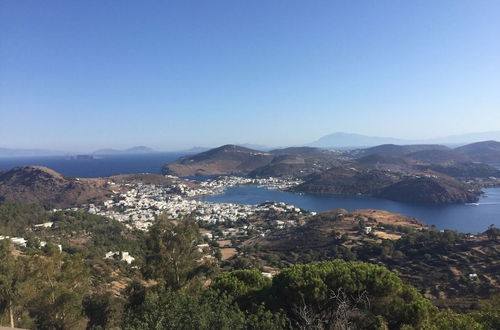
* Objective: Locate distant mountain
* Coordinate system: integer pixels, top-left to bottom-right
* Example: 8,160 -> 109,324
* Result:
92,146 -> 156,155
308,132 -> 408,149
178,146 -> 211,154
357,144 -> 450,158
269,146 -> 334,156
0,147 -> 67,158
308,130 -> 500,149
238,143 -> 274,151
454,140 -> 500,163
429,131 -> 500,145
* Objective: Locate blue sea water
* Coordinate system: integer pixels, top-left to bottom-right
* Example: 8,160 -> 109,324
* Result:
202,186 -> 500,233
0,153 -> 185,178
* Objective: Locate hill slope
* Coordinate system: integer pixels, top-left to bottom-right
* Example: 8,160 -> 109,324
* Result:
293,168 -> 480,204
356,144 -> 451,158
246,210 -> 499,301
454,140 -> 500,162
0,166 -> 113,208
162,145 -> 275,176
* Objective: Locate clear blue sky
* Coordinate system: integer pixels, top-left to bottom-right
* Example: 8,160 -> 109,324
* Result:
1,1 -> 499,151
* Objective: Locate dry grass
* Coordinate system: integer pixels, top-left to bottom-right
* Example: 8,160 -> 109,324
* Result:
218,240 -> 232,247
350,209 -> 426,229
220,248 -> 237,260
372,231 -> 402,240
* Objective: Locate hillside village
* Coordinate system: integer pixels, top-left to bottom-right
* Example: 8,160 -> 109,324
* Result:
75,175 -> 305,231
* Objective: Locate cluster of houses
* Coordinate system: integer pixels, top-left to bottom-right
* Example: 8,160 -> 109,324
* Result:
194,175 -> 303,193
2,175 -> 307,267
1,232 -> 62,252
104,251 -> 135,264
80,175 -> 304,231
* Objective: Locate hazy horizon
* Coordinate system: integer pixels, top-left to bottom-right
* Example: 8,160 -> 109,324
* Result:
1,1 -> 500,151
2,129 -> 500,154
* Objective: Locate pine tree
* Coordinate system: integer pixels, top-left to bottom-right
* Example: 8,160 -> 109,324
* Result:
143,214 -> 207,290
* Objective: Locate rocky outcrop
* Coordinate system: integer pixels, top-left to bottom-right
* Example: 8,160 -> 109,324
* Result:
0,166 -> 113,208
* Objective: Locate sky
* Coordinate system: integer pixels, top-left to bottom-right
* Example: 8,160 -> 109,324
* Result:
1,1 -> 500,152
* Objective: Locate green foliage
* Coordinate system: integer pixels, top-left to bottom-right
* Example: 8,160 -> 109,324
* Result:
270,260 -> 437,328
395,229 -> 464,255
143,213 -> 211,291
2,201 -> 496,329
485,224 -> 499,242
0,201 -> 49,236
420,310 -> 483,330
24,252 -> 90,329
469,294 -> 500,329
0,202 -> 145,262
1,240 -> 91,329
123,287 -> 286,330
211,268 -> 271,309
49,210 -> 145,260
84,292 -> 124,330
0,239 -> 23,327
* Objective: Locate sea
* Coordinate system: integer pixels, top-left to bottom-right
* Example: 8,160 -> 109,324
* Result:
202,186 -> 500,233
0,153 -> 186,178
1,154 -> 499,233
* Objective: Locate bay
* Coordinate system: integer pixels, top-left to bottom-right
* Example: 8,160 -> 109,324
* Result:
202,185 -> 500,233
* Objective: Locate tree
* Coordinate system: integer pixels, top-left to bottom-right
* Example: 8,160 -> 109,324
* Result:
123,288 -> 286,330
0,240 -> 22,328
84,292 -> 124,330
469,294 -> 500,329
420,310 -> 482,330
270,260 -> 437,329
143,214 -> 208,291
211,268 -> 271,309
485,224 -> 499,242
24,252 -> 90,329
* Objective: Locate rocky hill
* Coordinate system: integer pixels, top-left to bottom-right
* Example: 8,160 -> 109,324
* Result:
404,149 -> 471,163
163,142 -> 499,179
293,168 -> 480,204
161,144 -> 494,204
379,175 -> 480,204
292,167 -> 400,196
162,145 -> 275,176
352,148 -> 500,179
249,147 -> 342,178
353,144 -> 474,164
417,162 -> 500,179
356,144 -> 450,158
162,145 -> 342,177
454,140 -> 500,163
0,166 -> 114,208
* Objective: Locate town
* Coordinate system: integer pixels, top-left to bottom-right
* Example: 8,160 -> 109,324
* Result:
79,175 -> 306,231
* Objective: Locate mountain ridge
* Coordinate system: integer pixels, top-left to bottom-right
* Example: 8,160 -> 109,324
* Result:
92,146 -> 156,155
308,131 -> 500,148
